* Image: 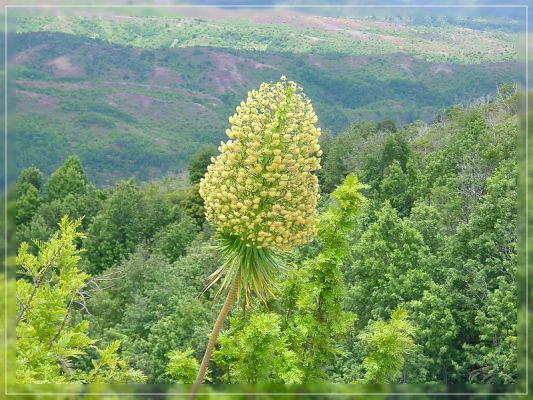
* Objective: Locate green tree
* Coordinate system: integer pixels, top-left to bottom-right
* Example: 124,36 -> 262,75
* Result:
139,182 -> 175,245
86,242 -> 220,383
16,158 -> 104,248
188,144 -> 217,185
358,308 -> 415,384
45,156 -> 89,202
14,166 -> 43,227
84,180 -> 145,274
15,185 -> 42,228
16,187 -> 103,249
16,166 -> 43,190
213,313 -> 303,384
349,202 -> 432,326
407,284 -> 458,383
152,214 -> 199,262
376,119 -> 397,133
280,174 -> 368,381
319,122 -> 377,194
445,160 -> 517,384
166,348 -> 201,384
379,159 -> 419,217
464,277 -> 517,384
408,202 -> 445,254
180,185 -> 207,227
380,134 -> 410,176
84,340 -> 147,384
16,216 -> 145,384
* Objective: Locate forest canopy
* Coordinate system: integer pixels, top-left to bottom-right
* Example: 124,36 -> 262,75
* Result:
13,81 -> 519,387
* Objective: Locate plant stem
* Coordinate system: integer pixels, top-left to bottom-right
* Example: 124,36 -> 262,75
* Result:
190,274 -> 240,399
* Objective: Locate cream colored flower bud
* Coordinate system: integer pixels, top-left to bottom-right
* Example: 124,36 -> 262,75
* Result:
199,77 -> 321,251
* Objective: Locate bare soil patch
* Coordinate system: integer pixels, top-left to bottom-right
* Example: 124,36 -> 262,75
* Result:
46,56 -> 84,78
210,52 -> 245,92
148,67 -> 184,86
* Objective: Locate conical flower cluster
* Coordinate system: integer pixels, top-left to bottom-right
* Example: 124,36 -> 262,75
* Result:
199,77 -> 322,252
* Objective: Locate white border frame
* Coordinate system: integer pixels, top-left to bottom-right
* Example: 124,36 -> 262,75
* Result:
3,3 -> 529,397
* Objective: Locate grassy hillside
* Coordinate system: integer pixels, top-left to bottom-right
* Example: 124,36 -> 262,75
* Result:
8,12 -> 522,185
13,11 -> 520,63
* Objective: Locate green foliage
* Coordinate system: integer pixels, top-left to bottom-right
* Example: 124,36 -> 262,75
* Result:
358,308 -> 415,384
464,277 -> 517,384
379,159 -> 419,217
16,166 -> 43,190
188,144 -> 217,185
408,202 -> 445,254
16,216 -> 145,384
381,133 -> 411,174
16,186 -> 103,248
349,202 -> 432,324
45,156 -> 89,202
16,216 -> 91,383
319,122 -> 379,193
152,214 -> 199,262
9,73 -> 518,386
180,184 -> 207,227
15,183 -> 42,227
15,166 -> 43,226
9,15 -> 521,184
287,175 -> 368,381
407,283 -> 458,383
84,180 -> 146,273
214,313 -> 303,384
85,340 -> 147,384
15,159 -> 104,250
376,119 -> 397,133
81,175 -> 202,272
165,348 -> 201,384
86,243 -> 219,383
447,159 -> 517,384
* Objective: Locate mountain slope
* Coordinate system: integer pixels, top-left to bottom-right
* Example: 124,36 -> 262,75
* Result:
8,13 -> 522,185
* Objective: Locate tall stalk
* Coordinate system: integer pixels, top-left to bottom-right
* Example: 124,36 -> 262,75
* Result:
193,78 -> 321,394
190,275 -> 240,399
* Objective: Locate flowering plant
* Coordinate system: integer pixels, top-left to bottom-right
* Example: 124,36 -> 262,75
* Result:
199,76 -> 322,305
192,77 -> 321,394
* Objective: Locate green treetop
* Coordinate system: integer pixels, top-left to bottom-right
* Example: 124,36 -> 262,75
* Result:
16,216 -> 145,384
45,156 -> 89,202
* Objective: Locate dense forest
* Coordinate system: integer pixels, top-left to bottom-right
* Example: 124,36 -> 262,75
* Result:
13,81 -> 519,387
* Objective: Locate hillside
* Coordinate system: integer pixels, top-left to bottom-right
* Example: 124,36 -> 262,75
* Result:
12,89 -> 519,386
8,12 -> 522,185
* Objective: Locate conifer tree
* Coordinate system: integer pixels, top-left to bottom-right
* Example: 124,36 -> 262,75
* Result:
45,156 -> 89,202
85,180 -> 145,274
282,174 -> 368,381
14,166 -> 43,227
